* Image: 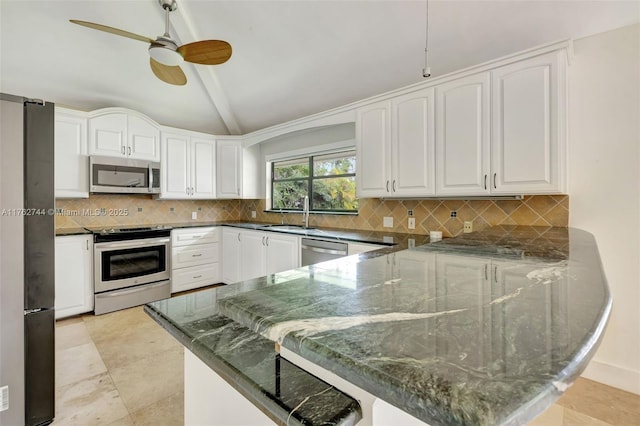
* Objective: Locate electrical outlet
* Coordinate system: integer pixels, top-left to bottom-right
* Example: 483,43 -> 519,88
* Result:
463,221 -> 473,233
408,217 -> 416,229
191,211 -> 197,220
251,211 -> 256,219
383,217 -> 393,228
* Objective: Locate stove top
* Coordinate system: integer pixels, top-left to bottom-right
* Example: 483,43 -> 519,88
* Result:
86,225 -> 172,243
85,224 -> 172,235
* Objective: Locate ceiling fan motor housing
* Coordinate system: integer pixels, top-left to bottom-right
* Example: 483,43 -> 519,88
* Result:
149,37 -> 183,66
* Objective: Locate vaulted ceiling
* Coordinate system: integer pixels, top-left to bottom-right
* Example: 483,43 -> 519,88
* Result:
1,1 -> 638,135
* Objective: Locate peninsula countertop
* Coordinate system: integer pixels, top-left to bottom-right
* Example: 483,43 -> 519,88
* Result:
146,226 -> 611,425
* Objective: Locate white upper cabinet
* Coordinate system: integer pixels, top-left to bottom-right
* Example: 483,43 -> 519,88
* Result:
391,88 -> 436,196
357,89 -> 436,198
435,73 -> 491,196
54,107 -> 89,198
356,100 -> 392,197
160,128 -> 216,199
491,51 -> 567,194
128,114 -> 161,161
216,139 -> 242,199
88,109 -> 160,161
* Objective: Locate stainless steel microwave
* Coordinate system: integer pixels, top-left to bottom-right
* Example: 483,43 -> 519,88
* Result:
90,155 -> 160,194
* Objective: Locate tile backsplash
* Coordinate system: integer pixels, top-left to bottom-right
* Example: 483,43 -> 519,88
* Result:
241,195 -> 569,237
55,194 -> 568,238
55,195 -> 242,228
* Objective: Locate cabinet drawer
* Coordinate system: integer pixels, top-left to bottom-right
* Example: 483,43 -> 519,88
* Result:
172,263 -> 220,293
172,227 -> 219,247
172,243 -> 219,269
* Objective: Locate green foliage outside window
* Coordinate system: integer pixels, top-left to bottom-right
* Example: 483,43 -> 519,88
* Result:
271,151 -> 358,212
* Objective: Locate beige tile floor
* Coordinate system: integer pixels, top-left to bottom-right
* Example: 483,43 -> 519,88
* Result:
54,306 -> 640,426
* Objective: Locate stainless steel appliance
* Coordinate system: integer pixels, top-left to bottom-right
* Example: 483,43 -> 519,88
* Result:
90,226 -> 171,315
0,94 -> 55,426
301,238 -> 348,266
89,155 -> 160,194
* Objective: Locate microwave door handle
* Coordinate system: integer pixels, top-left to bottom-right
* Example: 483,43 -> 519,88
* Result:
149,163 -> 153,192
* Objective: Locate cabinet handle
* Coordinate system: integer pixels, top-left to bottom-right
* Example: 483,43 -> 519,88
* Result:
237,233 -> 241,242
484,263 -> 488,281
193,275 -> 203,279
191,254 -> 202,257
86,240 -> 89,250
493,173 -> 497,189
392,180 -> 396,192
494,265 -> 498,284
265,236 -> 269,246
261,236 -> 266,246
186,187 -> 189,195
386,180 -> 389,192
121,146 -> 125,155
127,146 -> 132,156
237,187 -> 240,195
484,174 -> 487,190
192,187 -> 195,195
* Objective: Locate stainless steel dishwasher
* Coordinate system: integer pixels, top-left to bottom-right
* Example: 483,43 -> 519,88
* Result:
301,238 -> 348,266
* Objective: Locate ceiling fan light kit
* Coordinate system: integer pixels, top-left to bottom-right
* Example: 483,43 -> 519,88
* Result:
69,0 -> 231,85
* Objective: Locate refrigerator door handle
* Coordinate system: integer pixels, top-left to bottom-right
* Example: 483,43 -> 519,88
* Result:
24,308 -> 44,315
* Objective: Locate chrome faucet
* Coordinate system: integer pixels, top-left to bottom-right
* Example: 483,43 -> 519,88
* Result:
302,196 -> 310,228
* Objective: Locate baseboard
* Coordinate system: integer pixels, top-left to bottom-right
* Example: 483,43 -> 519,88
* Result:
581,359 -> 640,395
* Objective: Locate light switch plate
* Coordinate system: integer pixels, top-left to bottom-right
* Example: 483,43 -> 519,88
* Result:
383,217 -> 393,228
408,218 -> 416,229
191,211 -> 197,220
251,211 -> 257,219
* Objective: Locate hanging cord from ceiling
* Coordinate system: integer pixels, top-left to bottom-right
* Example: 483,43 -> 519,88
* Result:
422,0 -> 431,78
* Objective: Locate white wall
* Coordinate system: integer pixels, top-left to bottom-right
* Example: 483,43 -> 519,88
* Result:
568,23 -> 640,395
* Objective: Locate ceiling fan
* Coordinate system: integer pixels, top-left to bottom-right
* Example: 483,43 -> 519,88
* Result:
70,0 -> 231,86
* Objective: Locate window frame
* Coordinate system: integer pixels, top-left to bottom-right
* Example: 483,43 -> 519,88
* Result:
269,149 -> 358,214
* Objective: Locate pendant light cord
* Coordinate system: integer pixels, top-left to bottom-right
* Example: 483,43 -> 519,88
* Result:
423,0 -> 431,78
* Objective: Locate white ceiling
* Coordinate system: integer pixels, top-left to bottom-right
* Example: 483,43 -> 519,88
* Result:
1,1 -> 638,135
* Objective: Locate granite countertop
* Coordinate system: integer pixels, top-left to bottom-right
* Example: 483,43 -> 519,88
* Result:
166,220 -> 431,247
55,227 -> 91,236
146,225 -> 611,425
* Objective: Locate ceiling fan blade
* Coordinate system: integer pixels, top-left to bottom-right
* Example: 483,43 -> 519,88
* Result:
70,20 -> 154,44
178,40 -> 232,65
150,58 -> 187,86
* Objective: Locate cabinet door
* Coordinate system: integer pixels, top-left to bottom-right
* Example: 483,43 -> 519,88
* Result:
356,100 -> 391,197
88,113 -> 127,157
128,115 -> 160,161
161,132 -> 190,199
55,235 -> 93,319
491,51 -> 566,194
191,137 -> 216,199
435,73 -> 491,196
216,140 -> 242,198
55,109 -> 88,198
222,228 -> 242,284
241,231 -> 266,281
265,234 -> 299,275
391,88 -> 436,196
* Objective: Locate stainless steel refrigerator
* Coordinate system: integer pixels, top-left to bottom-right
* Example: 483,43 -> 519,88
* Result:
0,93 -> 55,426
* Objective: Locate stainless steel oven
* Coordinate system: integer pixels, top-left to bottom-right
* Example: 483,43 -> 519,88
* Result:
91,226 -> 171,315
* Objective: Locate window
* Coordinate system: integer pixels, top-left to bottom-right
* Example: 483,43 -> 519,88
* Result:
271,150 -> 358,212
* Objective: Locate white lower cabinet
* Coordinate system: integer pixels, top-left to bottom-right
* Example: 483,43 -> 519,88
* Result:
55,235 -> 93,319
171,227 -> 221,293
221,228 -> 299,284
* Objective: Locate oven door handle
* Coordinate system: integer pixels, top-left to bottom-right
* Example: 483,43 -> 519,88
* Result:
101,280 -> 169,297
94,237 -> 170,250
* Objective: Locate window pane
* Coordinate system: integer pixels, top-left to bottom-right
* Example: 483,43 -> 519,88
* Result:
313,151 -> 356,177
273,158 -> 309,180
312,177 -> 358,210
272,180 -> 308,210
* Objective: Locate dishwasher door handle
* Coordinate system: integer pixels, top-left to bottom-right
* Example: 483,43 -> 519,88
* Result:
301,245 -> 347,256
